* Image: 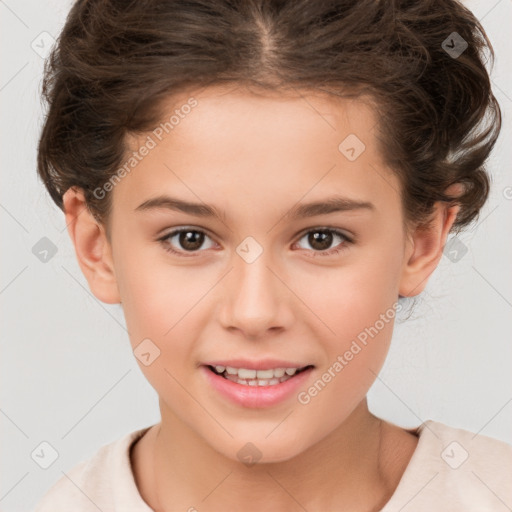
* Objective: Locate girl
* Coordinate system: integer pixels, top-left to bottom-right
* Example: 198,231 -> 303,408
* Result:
34,0 -> 511,510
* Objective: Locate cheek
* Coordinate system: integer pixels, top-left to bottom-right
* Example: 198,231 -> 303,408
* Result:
286,314 -> 394,459
293,289 -> 396,443
293,251 -> 401,343
114,249 -> 211,381
290,249 -> 401,403
116,247 -> 203,341
117,266 -> 201,419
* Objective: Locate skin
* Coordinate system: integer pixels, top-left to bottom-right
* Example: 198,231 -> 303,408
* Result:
63,84 -> 461,511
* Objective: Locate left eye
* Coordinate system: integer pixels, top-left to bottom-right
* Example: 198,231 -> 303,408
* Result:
294,228 -> 352,256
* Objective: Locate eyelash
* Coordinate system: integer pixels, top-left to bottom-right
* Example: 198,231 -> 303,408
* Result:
157,227 -> 354,258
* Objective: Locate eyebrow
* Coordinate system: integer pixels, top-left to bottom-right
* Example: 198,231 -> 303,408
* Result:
134,194 -> 375,220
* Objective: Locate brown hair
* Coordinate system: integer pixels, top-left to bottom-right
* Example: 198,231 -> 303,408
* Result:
37,0 -> 501,243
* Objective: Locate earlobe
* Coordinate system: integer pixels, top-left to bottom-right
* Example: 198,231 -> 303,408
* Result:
62,187 -> 121,304
399,201 -> 461,298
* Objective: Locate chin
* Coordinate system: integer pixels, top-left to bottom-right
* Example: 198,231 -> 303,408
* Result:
214,435 -> 311,466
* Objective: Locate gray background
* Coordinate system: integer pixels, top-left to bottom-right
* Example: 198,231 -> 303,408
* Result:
1,0 -> 511,510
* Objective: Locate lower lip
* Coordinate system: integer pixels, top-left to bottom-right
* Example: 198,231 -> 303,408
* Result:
201,365 -> 314,408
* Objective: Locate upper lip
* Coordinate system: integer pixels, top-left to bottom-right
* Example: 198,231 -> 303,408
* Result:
203,359 -> 313,370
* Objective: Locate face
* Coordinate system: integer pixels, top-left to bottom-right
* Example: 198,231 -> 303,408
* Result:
104,85 -> 413,462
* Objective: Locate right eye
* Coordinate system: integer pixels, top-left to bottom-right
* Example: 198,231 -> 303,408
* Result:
158,227 -> 217,257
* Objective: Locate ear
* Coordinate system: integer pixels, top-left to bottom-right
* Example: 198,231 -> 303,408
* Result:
399,184 -> 463,297
62,186 -> 121,304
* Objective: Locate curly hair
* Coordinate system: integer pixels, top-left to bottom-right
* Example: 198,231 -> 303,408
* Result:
37,0 -> 501,242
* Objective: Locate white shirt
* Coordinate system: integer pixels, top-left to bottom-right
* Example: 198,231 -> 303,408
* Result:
33,420 -> 512,511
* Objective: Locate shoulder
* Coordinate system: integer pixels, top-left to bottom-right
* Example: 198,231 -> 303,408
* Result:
381,420 -> 512,512
421,420 -> 512,478
32,426 -> 153,512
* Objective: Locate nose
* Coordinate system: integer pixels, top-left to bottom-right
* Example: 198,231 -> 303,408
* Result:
218,249 -> 294,340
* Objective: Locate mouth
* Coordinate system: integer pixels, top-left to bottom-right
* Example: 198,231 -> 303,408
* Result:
202,362 -> 315,408
205,364 -> 314,387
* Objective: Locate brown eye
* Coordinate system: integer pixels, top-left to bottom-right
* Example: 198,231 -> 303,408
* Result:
159,228 -> 215,256
308,230 -> 334,250
176,230 -> 205,251
295,228 -> 352,257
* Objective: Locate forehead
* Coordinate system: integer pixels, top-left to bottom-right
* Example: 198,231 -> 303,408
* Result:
153,84 -> 380,151
116,84 -> 400,219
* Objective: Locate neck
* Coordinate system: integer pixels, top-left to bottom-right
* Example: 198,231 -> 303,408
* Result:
132,399 -> 413,511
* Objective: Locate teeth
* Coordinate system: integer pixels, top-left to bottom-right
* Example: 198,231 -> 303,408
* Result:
214,365 -> 308,386
256,369 -> 274,379
224,373 -> 292,386
238,368 -> 257,379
